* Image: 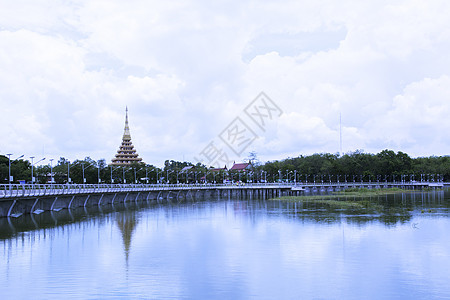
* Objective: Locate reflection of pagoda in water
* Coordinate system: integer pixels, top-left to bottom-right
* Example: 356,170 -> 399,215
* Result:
116,210 -> 138,264
110,107 -> 143,166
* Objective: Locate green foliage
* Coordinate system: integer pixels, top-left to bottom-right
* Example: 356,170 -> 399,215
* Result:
2,149 -> 450,184
0,155 -> 31,183
261,149 -> 450,182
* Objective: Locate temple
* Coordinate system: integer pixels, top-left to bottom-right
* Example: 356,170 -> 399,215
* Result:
110,107 -> 143,166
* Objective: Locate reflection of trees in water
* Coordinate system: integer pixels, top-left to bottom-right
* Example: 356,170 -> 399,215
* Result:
0,190 -> 448,240
283,205 -> 415,227
264,191 -> 450,227
116,209 -> 138,264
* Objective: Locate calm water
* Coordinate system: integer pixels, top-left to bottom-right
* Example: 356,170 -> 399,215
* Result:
1,189 -> 450,299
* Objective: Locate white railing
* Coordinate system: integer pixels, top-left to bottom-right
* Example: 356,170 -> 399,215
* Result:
0,181 -> 440,199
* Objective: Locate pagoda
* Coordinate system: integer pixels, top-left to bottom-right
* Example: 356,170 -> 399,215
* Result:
110,107 -> 143,166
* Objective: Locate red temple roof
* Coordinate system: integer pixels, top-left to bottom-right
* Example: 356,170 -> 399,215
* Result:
230,162 -> 251,171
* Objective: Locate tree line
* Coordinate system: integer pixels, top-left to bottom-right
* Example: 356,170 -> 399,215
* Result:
1,149 -> 449,184
258,150 -> 449,183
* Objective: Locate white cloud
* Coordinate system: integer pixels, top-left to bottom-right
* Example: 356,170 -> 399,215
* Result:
1,0 -> 450,166
366,75 -> 450,156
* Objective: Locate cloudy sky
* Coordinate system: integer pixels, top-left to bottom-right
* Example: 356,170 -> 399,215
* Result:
1,0 -> 450,167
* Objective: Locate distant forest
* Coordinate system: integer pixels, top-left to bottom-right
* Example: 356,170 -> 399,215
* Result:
1,149 -> 449,184
257,149 -> 449,183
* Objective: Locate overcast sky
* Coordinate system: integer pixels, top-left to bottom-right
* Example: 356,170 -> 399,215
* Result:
1,0 -> 450,167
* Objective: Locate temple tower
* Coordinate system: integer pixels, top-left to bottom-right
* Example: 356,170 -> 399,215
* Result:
110,107 -> 143,166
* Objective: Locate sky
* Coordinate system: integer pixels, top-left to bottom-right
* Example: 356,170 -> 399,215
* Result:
1,0 -> 450,168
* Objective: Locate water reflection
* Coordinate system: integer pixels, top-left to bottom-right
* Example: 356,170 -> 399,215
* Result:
1,190 -> 449,240
116,209 -> 138,265
0,190 -> 449,299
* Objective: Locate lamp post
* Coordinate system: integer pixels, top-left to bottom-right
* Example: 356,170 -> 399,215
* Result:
30,156 -> 34,183
134,167 -> 143,184
30,156 -> 46,184
204,171 -> 209,184
49,158 -> 54,183
80,162 -> 95,184
6,154 -> 24,187
82,163 -> 86,183
145,166 -> 149,184
157,170 -> 161,184
166,170 -> 174,184
67,160 -> 71,183
110,166 -> 120,183
122,166 -> 131,184
194,171 -> 201,183
97,162 -> 101,184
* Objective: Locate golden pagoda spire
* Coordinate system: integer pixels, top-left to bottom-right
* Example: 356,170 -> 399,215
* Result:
110,107 -> 143,166
123,106 -> 131,140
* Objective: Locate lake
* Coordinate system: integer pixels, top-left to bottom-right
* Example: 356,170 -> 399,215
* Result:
1,189 -> 450,299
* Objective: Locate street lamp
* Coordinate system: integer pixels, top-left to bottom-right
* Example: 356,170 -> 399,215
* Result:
30,156 -> 46,184
67,160 -> 71,183
157,170 -> 162,184
134,167 -> 143,184
122,166 -> 131,183
6,154 -> 24,186
166,170 -> 174,184
110,166 -> 120,183
97,161 -> 101,184
81,162 -> 95,184
204,170 -> 209,184
285,170 -> 292,184
49,158 -> 54,183
194,171 -> 201,183
145,165 -> 152,184
30,156 -> 34,183
145,166 -> 149,184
